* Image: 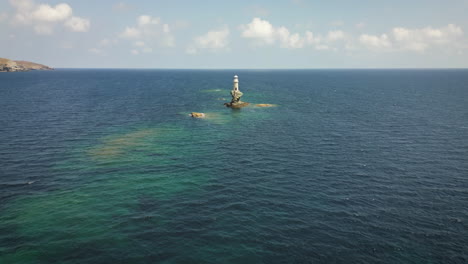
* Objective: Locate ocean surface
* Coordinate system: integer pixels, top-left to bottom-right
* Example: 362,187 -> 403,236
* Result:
0,69 -> 467,263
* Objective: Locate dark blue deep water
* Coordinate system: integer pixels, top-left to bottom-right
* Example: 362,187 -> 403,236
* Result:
0,69 -> 467,263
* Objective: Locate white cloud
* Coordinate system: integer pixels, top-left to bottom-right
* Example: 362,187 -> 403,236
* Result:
9,0 -> 90,34
138,15 -> 160,26
65,16 -> 90,32
10,0 -> 35,24
391,27 -> 409,42
120,27 -> 141,38
187,27 -> 230,54
392,24 -> 463,52
196,28 -> 230,49
307,33 -> 337,51
276,26 -> 304,48
128,40 -> 153,54
392,28 -> 426,51
327,30 -> 345,42
32,3 -> 71,22
357,24 -> 464,52
240,18 -> 346,50
34,23 -> 53,35
239,18 -> 352,50
240,18 -> 276,45
240,18 -> 465,54
359,34 -> 392,49
119,15 -> 175,48
240,18 -> 305,48
163,24 -> 170,33
305,31 -> 318,44
129,40 -> 153,53
10,0 -> 35,10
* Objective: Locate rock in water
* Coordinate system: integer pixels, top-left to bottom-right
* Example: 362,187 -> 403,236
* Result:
225,101 -> 250,108
190,112 -> 205,118
224,75 -> 250,108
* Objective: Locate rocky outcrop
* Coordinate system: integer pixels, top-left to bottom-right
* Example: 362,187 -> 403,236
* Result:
225,101 -> 250,108
0,58 -> 23,72
224,86 -> 250,108
190,112 -> 205,118
0,58 -> 53,72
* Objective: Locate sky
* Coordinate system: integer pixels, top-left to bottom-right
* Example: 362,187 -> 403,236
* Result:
1,0 -> 468,68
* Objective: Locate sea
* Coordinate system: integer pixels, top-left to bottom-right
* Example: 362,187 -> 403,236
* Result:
0,69 -> 467,263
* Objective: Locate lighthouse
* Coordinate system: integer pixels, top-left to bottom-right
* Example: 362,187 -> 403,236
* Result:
233,75 -> 239,91
225,75 -> 249,108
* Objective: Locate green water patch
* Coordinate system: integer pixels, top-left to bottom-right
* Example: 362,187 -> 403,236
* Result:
0,188 -> 134,263
0,107 -> 282,262
0,169 -> 215,262
200,88 -> 224,93
0,125 -> 221,263
52,124 -> 216,195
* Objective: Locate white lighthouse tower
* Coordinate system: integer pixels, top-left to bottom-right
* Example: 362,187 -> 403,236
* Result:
225,74 -> 248,108
233,75 -> 239,91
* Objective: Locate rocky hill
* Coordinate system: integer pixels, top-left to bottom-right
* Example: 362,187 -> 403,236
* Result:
0,58 -> 53,72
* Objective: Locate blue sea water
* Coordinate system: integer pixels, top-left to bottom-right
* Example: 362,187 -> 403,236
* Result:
0,69 -> 467,263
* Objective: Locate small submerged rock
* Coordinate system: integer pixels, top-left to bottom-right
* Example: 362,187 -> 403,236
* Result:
225,102 -> 250,108
190,112 -> 205,118
255,104 -> 276,107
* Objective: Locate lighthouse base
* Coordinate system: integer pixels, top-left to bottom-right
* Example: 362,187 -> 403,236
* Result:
224,101 -> 250,108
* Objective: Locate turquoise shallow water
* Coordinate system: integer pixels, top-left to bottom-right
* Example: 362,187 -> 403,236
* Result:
0,69 -> 467,263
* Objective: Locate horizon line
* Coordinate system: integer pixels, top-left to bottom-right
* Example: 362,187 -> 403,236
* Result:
53,67 -> 468,70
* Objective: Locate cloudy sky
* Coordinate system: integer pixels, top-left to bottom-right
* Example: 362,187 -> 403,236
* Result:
1,0 -> 468,68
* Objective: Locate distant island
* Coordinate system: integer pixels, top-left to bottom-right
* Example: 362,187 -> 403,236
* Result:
0,58 -> 53,72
